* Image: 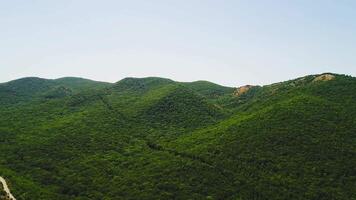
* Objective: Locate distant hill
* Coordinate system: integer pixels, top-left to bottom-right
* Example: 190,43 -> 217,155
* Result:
0,77 -> 111,105
0,73 -> 355,200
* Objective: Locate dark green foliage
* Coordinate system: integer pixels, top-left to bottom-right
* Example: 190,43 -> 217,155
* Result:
53,77 -> 111,92
182,80 -> 235,99
143,86 -> 225,129
0,74 -> 355,200
0,77 -> 110,106
114,77 -> 174,93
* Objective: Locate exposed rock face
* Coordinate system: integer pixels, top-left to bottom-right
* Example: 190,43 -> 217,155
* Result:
0,185 -> 10,200
234,85 -> 254,96
313,74 -> 335,82
0,177 -> 15,200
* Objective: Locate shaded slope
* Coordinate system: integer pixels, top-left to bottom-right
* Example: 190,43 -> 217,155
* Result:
53,77 -> 111,92
114,77 -> 174,93
143,86 -> 225,129
182,81 -> 235,99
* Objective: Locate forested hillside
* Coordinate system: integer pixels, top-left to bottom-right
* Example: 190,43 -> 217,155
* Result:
0,74 -> 355,200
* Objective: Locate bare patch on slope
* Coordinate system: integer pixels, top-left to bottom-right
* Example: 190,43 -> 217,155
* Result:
313,74 -> 335,82
234,85 -> 255,97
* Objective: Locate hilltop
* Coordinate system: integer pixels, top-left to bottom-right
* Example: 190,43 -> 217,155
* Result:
0,73 -> 355,200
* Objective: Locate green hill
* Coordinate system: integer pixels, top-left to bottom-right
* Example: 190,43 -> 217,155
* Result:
0,74 -> 355,200
0,77 -> 111,106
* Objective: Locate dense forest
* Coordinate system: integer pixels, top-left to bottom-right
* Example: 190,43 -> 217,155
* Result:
0,73 -> 355,200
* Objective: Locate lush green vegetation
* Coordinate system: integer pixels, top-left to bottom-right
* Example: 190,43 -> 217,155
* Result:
0,74 -> 355,199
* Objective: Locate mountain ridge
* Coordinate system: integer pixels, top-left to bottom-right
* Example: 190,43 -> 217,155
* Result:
1,72 -> 349,89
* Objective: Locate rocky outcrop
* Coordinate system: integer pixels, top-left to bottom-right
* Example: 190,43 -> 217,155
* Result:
234,85 -> 255,96
0,177 -> 16,200
313,74 -> 335,82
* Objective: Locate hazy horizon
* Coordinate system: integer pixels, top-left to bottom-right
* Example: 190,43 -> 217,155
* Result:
1,0 -> 356,87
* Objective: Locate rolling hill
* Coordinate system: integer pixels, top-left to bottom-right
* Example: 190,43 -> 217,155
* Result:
0,73 -> 355,200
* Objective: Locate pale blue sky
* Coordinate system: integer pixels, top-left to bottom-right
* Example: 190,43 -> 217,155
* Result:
1,0 -> 355,86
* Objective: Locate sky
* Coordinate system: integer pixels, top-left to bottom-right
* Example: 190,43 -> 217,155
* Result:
1,0 -> 356,87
